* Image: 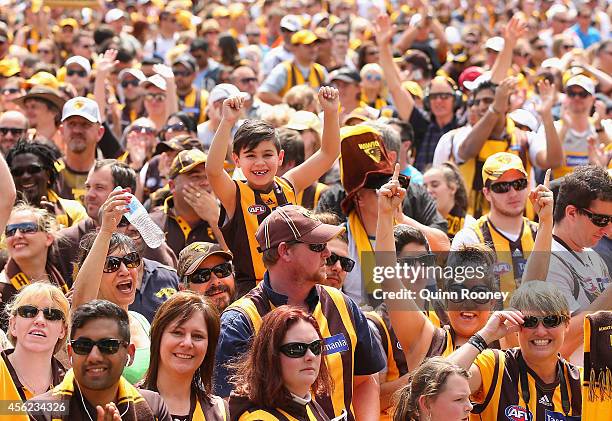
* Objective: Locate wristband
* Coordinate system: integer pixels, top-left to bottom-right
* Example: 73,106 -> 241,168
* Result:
468,333 -> 488,353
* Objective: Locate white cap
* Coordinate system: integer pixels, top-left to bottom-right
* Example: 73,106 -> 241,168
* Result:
118,68 -> 146,81
546,4 -> 568,21
280,15 -> 302,32
509,109 -> 539,132
209,83 -> 242,104
485,36 -> 504,52
311,13 -> 329,28
463,71 -> 491,91
566,75 -> 595,95
62,97 -> 102,123
65,56 -> 92,75
140,74 -> 167,91
105,8 -> 125,23
541,58 -> 564,70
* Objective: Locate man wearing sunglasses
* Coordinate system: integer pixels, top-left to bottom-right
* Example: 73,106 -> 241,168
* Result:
214,205 -> 385,421
30,300 -> 171,420
172,55 -> 208,124
547,165 -> 612,364
0,110 -> 27,155
452,153 -> 537,303
229,66 -> 271,120
177,242 -> 236,311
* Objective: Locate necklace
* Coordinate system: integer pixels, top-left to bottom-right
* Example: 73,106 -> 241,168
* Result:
75,379 -> 130,421
10,356 -> 52,396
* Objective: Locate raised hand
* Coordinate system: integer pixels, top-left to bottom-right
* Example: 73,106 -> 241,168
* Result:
39,195 -> 56,215
222,95 -> 246,125
377,164 -> 406,215
493,77 -> 517,115
478,310 -> 524,344
374,14 -> 395,46
593,100 -> 606,126
535,79 -> 556,116
96,49 -> 119,76
318,86 -> 339,113
502,16 -> 528,43
588,136 -> 611,168
529,169 -> 553,224
99,189 -> 131,234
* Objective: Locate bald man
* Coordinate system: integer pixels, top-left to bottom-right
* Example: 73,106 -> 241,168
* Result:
0,110 -> 28,155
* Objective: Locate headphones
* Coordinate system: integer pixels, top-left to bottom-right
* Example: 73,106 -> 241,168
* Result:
423,76 -> 463,112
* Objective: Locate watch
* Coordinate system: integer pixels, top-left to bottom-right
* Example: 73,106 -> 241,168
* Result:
488,105 -> 501,114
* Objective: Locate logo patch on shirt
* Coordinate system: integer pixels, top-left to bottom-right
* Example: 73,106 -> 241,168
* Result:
538,395 -> 552,406
323,333 -> 349,355
494,262 -> 512,275
544,409 -> 580,421
505,405 -> 532,421
247,204 -> 267,215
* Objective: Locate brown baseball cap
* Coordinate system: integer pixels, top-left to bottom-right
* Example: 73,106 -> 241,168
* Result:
169,149 -> 207,179
154,135 -> 203,155
255,205 -> 345,252
178,242 -> 233,277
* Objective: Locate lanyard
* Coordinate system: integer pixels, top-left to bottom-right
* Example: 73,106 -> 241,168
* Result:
517,353 -> 571,416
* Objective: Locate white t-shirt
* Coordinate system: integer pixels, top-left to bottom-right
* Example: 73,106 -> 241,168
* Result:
432,125 -> 471,166
534,120 -> 596,173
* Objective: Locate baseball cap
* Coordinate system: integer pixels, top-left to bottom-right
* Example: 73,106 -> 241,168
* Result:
447,44 -> 468,63
463,71 -> 491,91
329,67 -> 361,84
255,205 -> 345,252
61,97 -> 102,123
172,54 -> 197,73
0,58 -> 20,78
285,111 -> 322,135
178,242 -> 233,277
209,83 -> 241,104
212,6 -> 230,18
342,107 -> 379,125
200,19 -> 220,34
485,37 -> 504,52
508,109 -> 539,132
59,18 -> 78,29
540,58 -> 564,71
65,56 -> 92,75
140,74 -> 167,91
169,149 -> 207,179
482,152 -> 528,185
280,15 -> 302,32
458,66 -> 484,91
24,72 -> 60,90
105,8 -> 125,23
565,74 -> 595,95
154,135 -> 203,155
402,81 -> 424,99
118,68 -> 146,82
291,30 -> 318,45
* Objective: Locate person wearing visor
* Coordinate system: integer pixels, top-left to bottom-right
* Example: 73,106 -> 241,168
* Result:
214,205 -> 385,421
177,242 -> 236,312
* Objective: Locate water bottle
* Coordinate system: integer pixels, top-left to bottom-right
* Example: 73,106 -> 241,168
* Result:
113,187 -> 164,249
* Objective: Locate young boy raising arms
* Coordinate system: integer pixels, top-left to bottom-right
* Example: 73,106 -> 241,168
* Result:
206,87 -> 340,296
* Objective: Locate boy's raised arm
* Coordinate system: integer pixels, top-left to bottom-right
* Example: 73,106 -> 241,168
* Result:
284,87 -> 341,193
205,96 -> 244,219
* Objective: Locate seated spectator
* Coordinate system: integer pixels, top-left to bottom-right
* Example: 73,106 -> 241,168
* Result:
142,291 -> 228,420
229,306 -> 333,421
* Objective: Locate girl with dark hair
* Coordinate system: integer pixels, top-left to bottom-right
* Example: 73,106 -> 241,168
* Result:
218,34 -> 241,67
423,162 -> 474,239
142,291 -> 228,420
71,189 -> 150,384
229,306 -> 333,421
159,111 -> 197,142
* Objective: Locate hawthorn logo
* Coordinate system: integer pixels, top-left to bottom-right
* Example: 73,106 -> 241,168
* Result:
73,100 -> 85,109
358,140 -> 382,163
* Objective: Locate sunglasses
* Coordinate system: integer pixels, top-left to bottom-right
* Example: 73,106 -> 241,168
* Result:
246,32 -> 261,37
279,339 -> 323,358
163,123 -> 185,132
365,74 -> 382,81
522,314 -> 566,329
447,284 -> 492,304
240,77 -> 258,84
173,70 -> 193,77
397,253 -> 436,267
145,93 -> 166,101
0,127 -> 25,136
561,44 -> 575,50
489,178 -> 528,194
534,45 -> 547,50
366,50 -> 380,56
326,252 -> 355,272
187,262 -> 233,284
121,79 -> 140,88
472,97 -> 494,107
10,164 -> 43,177
70,338 -> 128,355
67,69 -> 87,77
513,51 -> 530,58
131,125 -> 156,135
567,90 -> 590,98
38,49 -> 52,54
5,222 -> 40,237
103,252 -> 141,273
16,305 -> 64,321
1,88 -> 20,95
287,241 -> 327,253
579,208 -> 612,227
429,92 -> 454,100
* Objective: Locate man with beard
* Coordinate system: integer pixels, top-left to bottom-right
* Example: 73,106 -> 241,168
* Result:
214,205 -> 384,421
452,152 -> 536,302
6,140 -> 86,228
177,242 -> 236,311
55,97 -> 104,203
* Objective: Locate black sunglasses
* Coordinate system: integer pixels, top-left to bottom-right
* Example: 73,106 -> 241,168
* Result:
287,241 -> 327,253
280,340 -> 324,358
121,79 -> 140,88
473,97 -> 494,107
0,127 -> 25,136
397,253 -> 436,267
429,92 -> 454,100
145,93 -> 166,101
522,315 -> 566,329
5,222 -> 40,237
187,262 -> 233,284
103,252 -> 141,273
163,122 -> 185,132
70,338 -> 128,355
240,77 -> 258,84
17,305 -> 64,321
567,90 -> 590,98
579,208 -> 612,227
173,70 -> 193,77
67,69 -> 87,77
130,125 -> 157,135
326,252 -> 355,272
489,178 -> 528,194
1,88 -> 20,95
10,164 -> 43,177
447,284 -> 492,304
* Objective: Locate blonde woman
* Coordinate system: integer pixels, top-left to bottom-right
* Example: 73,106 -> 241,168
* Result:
360,63 -> 388,110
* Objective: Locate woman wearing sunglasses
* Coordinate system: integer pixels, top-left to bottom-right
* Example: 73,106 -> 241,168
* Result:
121,117 -> 158,172
1,283 -> 68,412
0,204 -> 69,329
229,306 -> 333,421
142,291 -> 228,420
359,63 -> 388,111
71,189 -> 151,384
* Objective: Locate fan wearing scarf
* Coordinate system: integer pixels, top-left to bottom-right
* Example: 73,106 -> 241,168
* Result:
339,125 -> 448,307
0,204 -> 69,330
582,311 -> 612,420
28,300 -> 171,421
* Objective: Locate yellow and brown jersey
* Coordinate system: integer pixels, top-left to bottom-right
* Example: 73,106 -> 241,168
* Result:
296,182 -> 328,210
179,87 -> 209,125
471,348 -> 582,421
55,159 -> 89,205
279,61 -> 326,98
220,177 -> 296,297
447,205 -> 467,240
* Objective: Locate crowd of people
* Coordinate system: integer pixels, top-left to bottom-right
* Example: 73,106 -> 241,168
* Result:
0,0 -> 610,420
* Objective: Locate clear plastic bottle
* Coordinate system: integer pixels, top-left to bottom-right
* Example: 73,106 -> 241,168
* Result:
114,187 -> 164,248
